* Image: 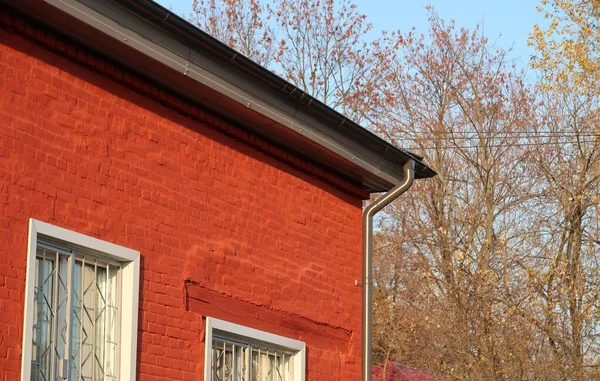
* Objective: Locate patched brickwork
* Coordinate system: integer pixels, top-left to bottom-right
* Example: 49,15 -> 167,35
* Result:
0,8 -> 364,381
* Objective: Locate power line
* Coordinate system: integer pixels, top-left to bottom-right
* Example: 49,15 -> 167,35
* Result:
388,132 -> 600,141
388,130 -> 600,135
403,138 -> 600,150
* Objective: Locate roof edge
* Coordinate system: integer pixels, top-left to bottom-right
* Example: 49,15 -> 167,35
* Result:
121,0 -> 436,181
9,0 -> 436,192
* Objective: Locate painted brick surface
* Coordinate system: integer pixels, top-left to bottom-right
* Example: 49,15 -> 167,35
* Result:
0,11 -> 365,381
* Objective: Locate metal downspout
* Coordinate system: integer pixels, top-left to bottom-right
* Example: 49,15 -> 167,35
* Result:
362,160 -> 415,381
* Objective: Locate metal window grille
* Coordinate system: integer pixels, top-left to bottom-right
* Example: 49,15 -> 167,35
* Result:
31,243 -> 121,381
211,337 -> 294,381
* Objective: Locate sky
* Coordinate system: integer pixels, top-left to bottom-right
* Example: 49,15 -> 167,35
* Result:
156,0 -> 545,70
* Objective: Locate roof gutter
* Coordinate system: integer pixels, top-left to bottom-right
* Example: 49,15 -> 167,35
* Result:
6,0 -> 435,192
116,0 -> 436,184
362,160 -> 415,381
120,0 -> 434,173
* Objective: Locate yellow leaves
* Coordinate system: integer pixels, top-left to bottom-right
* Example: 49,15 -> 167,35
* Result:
529,0 -> 600,93
453,249 -> 464,262
527,25 -> 543,47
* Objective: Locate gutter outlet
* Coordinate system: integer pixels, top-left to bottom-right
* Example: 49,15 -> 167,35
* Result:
362,160 -> 415,381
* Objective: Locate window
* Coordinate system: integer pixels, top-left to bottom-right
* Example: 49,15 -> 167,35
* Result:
21,219 -> 140,381
204,318 -> 306,381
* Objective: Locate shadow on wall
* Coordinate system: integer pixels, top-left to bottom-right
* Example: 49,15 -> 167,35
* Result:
1,15 -> 364,207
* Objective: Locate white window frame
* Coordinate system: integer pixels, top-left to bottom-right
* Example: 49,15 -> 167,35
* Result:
21,219 -> 140,381
204,317 -> 306,381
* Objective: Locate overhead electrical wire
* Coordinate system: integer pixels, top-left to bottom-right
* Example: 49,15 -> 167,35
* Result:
402,138 -> 600,150
387,130 -> 600,135
379,130 -> 600,150
393,132 -> 600,140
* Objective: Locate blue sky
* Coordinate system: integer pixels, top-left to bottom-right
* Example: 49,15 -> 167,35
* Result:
156,0 -> 545,69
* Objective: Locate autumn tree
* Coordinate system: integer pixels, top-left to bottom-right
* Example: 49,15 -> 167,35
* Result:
189,0 -> 394,122
368,10 -> 540,380
529,0 -> 600,93
524,1 -> 600,379
515,90 -> 600,381
190,0 -> 277,66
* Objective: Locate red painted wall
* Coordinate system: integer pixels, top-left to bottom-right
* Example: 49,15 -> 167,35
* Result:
0,11 -> 365,381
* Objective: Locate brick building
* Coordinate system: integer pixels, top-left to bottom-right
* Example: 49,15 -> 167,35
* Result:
0,1 -> 434,380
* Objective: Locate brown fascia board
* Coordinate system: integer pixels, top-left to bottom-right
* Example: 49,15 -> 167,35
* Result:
6,0 -> 436,193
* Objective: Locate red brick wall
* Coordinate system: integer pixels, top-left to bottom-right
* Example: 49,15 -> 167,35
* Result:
0,10 -> 365,381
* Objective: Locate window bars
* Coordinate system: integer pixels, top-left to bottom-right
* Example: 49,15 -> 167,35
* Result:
211,337 -> 294,381
31,243 -> 121,381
